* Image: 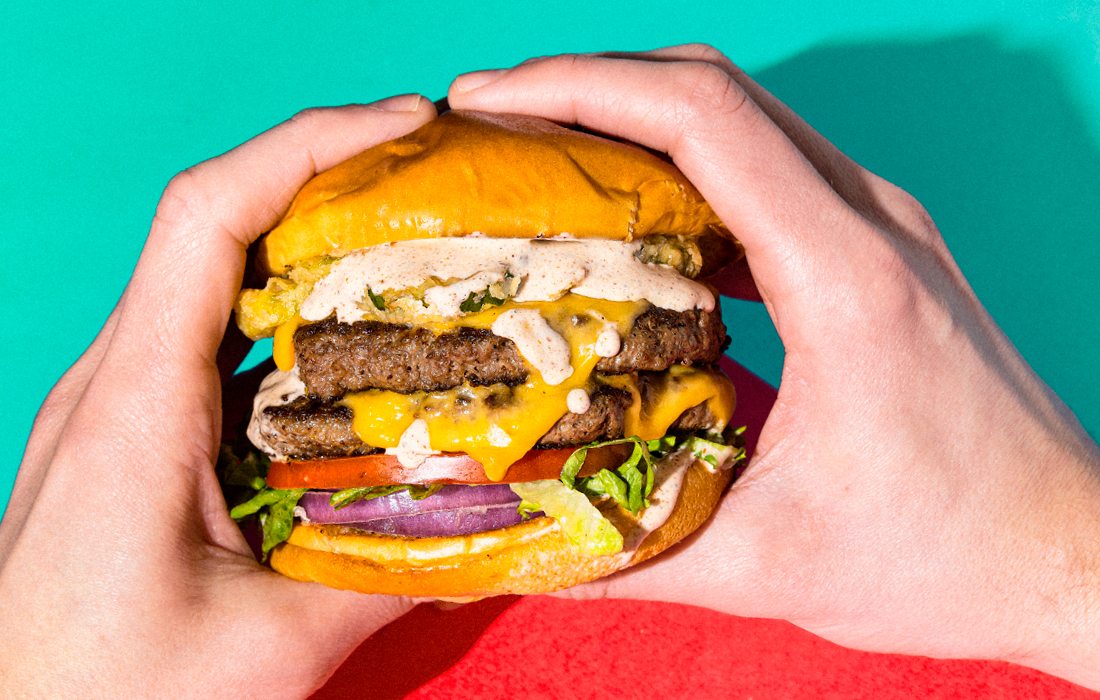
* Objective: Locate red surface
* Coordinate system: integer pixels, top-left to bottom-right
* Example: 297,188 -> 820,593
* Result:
313,360 -> 1096,699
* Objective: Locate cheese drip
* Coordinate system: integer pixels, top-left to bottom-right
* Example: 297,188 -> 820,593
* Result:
601,365 -> 736,439
273,315 -> 301,372
341,297 -> 646,480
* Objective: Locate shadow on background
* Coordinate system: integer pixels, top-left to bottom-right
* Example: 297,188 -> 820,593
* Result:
746,33 -> 1100,435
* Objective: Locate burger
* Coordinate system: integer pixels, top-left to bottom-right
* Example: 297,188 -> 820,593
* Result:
225,110 -> 745,598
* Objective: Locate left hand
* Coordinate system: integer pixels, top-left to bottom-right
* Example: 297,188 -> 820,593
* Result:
0,95 -> 437,697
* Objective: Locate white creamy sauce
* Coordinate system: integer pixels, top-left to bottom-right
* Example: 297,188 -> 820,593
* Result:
594,327 -> 622,358
490,309 -> 573,385
385,419 -> 434,468
247,367 -> 307,461
613,445 -> 736,561
300,238 -> 714,323
566,388 -> 591,414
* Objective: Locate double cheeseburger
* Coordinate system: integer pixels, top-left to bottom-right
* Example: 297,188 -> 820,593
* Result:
227,110 -> 744,598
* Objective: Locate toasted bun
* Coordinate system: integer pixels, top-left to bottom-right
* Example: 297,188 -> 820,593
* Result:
260,111 -> 728,273
269,457 -> 731,597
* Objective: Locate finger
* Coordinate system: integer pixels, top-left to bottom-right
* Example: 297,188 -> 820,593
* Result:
625,45 -> 918,235
448,54 -> 861,334
206,565 -> 415,696
43,97 -> 436,508
119,94 -> 436,378
603,46 -> 861,179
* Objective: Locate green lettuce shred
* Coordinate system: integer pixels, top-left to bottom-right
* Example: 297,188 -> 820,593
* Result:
509,480 -> 624,556
561,436 -> 676,516
230,486 -> 306,558
459,287 -> 506,312
682,434 -> 746,470
516,499 -> 542,520
515,430 -> 745,556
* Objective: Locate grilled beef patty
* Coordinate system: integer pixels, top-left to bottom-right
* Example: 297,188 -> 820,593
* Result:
256,380 -> 717,461
295,306 -> 727,400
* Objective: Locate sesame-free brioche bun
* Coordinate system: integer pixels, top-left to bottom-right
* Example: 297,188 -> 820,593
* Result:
269,457 -> 731,598
260,110 -> 728,273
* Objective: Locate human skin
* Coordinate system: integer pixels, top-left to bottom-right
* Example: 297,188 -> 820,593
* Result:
1,44 -> 1099,696
0,94 -> 439,698
448,45 -> 1100,689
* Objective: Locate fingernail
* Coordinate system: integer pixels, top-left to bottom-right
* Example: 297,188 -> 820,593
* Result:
451,69 -> 507,93
373,93 -> 425,112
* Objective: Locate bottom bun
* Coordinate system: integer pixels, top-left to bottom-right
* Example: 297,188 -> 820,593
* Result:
269,452 -> 732,597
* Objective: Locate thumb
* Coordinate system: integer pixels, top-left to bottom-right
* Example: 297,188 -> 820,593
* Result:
211,564 -> 415,695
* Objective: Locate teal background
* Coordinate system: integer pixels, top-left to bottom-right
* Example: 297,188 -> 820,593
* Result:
3,1 -> 1098,514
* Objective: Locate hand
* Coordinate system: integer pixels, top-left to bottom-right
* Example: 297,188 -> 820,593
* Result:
449,45 -> 1100,688
0,95 -> 437,697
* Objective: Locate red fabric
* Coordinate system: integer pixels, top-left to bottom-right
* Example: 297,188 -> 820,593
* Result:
313,361 -> 1096,699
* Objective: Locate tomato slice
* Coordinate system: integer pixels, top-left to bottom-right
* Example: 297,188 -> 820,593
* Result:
265,444 -> 633,490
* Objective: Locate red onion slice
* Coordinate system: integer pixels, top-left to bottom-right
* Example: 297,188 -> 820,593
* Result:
341,502 -> 541,537
299,484 -> 527,526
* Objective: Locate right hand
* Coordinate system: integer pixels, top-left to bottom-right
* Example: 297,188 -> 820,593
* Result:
448,44 -> 1100,689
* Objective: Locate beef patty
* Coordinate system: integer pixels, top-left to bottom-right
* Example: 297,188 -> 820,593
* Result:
295,305 -> 727,400
255,379 -> 717,461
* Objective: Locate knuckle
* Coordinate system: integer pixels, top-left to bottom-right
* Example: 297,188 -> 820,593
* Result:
531,52 -> 589,75
884,183 -> 943,243
660,61 -> 748,133
678,42 -> 742,75
287,105 -> 333,133
856,234 -> 949,331
901,192 -> 938,235
516,53 -> 553,68
674,61 -> 749,121
155,167 -> 211,228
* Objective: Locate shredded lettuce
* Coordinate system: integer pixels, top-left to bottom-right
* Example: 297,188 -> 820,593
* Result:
230,486 -> 306,558
516,499 -> 542,520
517,430 -> 745,555
509,435 -> 684,555
682,433 -> 746,470
226,478 -> 443,558
366,287 -> 386,310
459,287 -> 506,312
509,480 -> 624,556
561,436 -> 675,516
219,440 -> 448,558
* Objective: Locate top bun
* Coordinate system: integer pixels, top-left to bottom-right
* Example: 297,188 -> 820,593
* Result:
260,110 -> 727,273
